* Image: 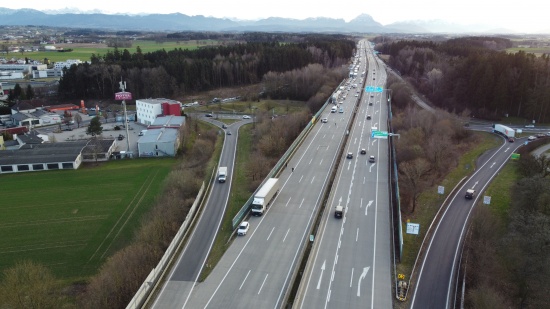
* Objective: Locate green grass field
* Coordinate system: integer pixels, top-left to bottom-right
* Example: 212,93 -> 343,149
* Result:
0,158 -> 174,282
18,40 -> 220,63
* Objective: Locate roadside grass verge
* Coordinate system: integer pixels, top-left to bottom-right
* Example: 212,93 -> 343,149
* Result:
481,161 -> 518,221
0,158 -> 175,283
396,131 -> 502,282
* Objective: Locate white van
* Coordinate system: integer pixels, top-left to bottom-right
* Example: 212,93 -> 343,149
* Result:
331,106 -> 337,113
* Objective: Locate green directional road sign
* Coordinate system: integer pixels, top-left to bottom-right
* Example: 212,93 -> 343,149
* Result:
371,130 -> 389,139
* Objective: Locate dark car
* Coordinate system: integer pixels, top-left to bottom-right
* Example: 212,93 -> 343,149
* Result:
347,152 -> 353,159
205,113 -> 213,117
117,134 -> 125,140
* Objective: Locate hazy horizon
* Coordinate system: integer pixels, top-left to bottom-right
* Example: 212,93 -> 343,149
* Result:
2,1 -> 550,33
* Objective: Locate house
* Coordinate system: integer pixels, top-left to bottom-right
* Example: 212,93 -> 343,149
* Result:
11,112 -> 39,128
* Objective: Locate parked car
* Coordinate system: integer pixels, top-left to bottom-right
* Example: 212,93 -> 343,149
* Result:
536,133 -> 545,138
237,221 -> 249,236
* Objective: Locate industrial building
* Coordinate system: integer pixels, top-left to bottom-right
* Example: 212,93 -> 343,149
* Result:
137,128 -> 180,157
135,98 -> 182,126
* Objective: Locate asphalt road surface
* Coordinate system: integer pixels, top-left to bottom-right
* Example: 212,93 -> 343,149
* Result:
296,41 -> 393,309
151,117 -> 252,308
410,136 -> 523,308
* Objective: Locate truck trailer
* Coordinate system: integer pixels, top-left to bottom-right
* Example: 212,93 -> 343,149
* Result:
493,124 -> 515,139
251,178 -> 280,216
218,166 -> 227,183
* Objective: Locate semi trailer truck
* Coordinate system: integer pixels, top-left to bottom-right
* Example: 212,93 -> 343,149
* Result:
251,178 -> 280,216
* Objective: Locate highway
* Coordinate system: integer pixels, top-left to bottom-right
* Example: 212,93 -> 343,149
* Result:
151,116 -> 251,308
410,136 -> 523,308
180,43 -> 372,309
296,42 -> 393,309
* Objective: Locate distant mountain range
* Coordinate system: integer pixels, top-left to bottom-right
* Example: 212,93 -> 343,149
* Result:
0,7 -> 527,34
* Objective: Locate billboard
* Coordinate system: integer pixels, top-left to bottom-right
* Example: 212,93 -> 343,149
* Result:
115,92 -> 132,100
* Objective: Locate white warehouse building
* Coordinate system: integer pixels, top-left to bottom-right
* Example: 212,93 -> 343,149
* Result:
137,128 -> 180,157
135,98 -> 182,126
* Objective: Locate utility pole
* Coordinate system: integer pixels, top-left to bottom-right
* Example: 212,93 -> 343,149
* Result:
117,79 -> 131,154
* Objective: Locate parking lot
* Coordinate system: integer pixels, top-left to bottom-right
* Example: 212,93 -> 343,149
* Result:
36,117 -> 145,153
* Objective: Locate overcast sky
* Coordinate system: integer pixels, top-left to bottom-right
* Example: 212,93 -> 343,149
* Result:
3,1 -> 549,33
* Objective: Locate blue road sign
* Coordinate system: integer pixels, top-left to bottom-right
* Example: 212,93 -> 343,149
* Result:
365,86 -> 384,93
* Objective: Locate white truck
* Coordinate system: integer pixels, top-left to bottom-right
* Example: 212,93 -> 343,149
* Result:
493,124 -> 515,139
251,178 -> 280,216
218,166 -> 227,183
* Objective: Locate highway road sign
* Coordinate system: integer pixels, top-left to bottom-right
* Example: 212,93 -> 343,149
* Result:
406,223 -> 420,235
483,196 -> 491,205
438,186 -> 444,194
365,86 -> 384,93
371,130 -> 389,139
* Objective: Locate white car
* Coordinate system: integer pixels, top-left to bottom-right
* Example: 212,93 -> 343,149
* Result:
237,221 -> 249,236
321,118 -> 328,123
525,124 -> 535,128
528,136 -> 536,141
242,115 -> 251,119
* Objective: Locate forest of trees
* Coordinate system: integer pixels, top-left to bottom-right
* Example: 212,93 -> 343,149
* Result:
57,34 -> 355,103
466,153 -> 550,308
376,36 -> 550,122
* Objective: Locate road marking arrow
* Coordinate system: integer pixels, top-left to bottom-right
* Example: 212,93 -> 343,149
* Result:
472,181 -> 479,189
365,200 -> 373,216
490,162 -> 496,168
317,260 -> 326,289
357,266 -> 370,297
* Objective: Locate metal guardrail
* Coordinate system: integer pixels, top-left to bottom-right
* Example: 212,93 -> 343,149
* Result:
231,82 -> 344,229
126,180 -> 207,309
